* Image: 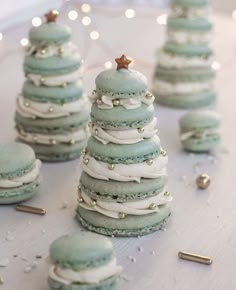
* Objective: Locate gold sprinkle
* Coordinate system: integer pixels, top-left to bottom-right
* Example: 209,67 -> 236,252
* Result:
24,101 -> 30,107
15,205 -> 46,216
83,158 -> 89,165
108,164 -> 115,170
48,106 -> 54,113
78,197 -> 84,203
178,251 -> 213,265
112,99 -> 120,106
145,91 -> 153,99
40,77 -> 45,84
137,128 -> 144,133
40,49 -> 46,55
61,82 -> 67,88
149,203 -> 157,210
118,212 -> 126,219
96,98 -> 103,105
146,159 -> 153,166
90,200 -> 97,207
70,139 -> 76,145
196,174 -> 211,190
164,191 -> 171,197
58,47 -> 64,55
161,150 -> 167,157
94,129 -> 98,136
50,139 -> 57,145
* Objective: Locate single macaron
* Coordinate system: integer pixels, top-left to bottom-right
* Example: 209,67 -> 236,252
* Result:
0,143 -> 41,204
95,68 -> 147,98
179,110 -> 221,152
29,22 -> 72,46
48,233 -> 122,290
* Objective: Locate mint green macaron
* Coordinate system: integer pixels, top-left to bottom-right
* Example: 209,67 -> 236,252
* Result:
172,0 -> 209,7
95,68 -> 147,97
48,233 -> 122,290
29,22 -> 72,46
179,110 -> 221,152
0,143 -> 41,204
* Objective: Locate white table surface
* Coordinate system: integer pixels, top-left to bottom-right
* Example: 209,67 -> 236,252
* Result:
0,5 -> 236,290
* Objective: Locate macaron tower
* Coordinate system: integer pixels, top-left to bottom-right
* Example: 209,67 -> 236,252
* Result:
76,55 -> 172,237
0,143 -> 41,204
15,10 -> 90,161
153,0 -> 216,109
48,233 -> 122,290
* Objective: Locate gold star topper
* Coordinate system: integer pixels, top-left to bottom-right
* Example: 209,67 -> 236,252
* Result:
115,55 -> 132,70
45,10 -> 59,23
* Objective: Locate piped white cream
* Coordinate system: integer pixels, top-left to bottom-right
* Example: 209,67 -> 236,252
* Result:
16,94 -> 90,119
0,160 -> 41,188
181,128 -> 220,141
91,118 -> 157,145
49,258 -> 122,285
167,30 -> 212,44
79,189 -> 172,219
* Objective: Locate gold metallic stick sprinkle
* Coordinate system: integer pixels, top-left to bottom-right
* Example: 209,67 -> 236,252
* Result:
15,205 -> 46,216
178,251 -> 213,265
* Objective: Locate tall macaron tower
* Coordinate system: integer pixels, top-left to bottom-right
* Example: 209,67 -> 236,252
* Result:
153,0 -> 216,109
76,55 -> 172,237
15,10 -> 90,161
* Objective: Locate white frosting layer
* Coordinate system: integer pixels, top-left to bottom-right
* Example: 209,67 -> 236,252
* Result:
27,69 -> 82,87
171,6 -> 210,18
82,153 -> 168,183
49,258 -> 122,285
89,92 -> 154,110
91,118 -> 157,145
158,50 -> 213,69
79,189 -> 172,219
17,128 -> 88,145
153,79 -> 213,95
26,42 -> 78,59
167,30 -> 212,44
181,128 -> 220,141
0,160 -> 41,188
16,94 -> 90,119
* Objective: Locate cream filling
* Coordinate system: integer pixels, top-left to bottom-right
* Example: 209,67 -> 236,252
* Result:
16,94 -> 90,119
89,92 -> 154,110
158,50 -> 213,69
91,118 -> 157,145
79,189 -> 172,219
81,153 -> 168,183
0,160 -> 41,188
167,30 -> 212,44
49,258 -> 122,285
153,79 -> 213,95
27,69 -> 82,87
170,6 -> 210,18
180,128 -> 220,141
26,42 -> 78,58
17,128 -> 88,145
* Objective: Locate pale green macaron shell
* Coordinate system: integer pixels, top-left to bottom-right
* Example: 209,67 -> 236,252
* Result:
23,80 -> 83,104
0,143 -> 40,204
179,110 -> 221,152
29,22 -> 72,46
172,0 -> 209,7
48,233 -> 118,290
95,68 -> 147,97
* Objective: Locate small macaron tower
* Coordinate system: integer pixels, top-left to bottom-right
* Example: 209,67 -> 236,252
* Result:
153,0 -> 216,109
76,55 -> 172,237
48,233 -> 122,290
15,10 -> 90,161
179,110 -> 221,152
0,143 -> 41,204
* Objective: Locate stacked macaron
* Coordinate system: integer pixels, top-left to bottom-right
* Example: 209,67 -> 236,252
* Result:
15,10 -> 90,161
153,0 -> 216,108
179,110 -> 221,152
48,233 -> 122,290
0,143 -> 41,204
76,55 -> 172,237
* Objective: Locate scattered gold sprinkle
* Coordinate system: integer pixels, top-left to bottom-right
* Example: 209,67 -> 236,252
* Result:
178,251 -> 213,265
149,203 -> 157,210
108,164 -> 115,170
112,99 -> 120,106
118,212 -> 126,219
137,128 -> 144,133
146,159 -> 153,166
